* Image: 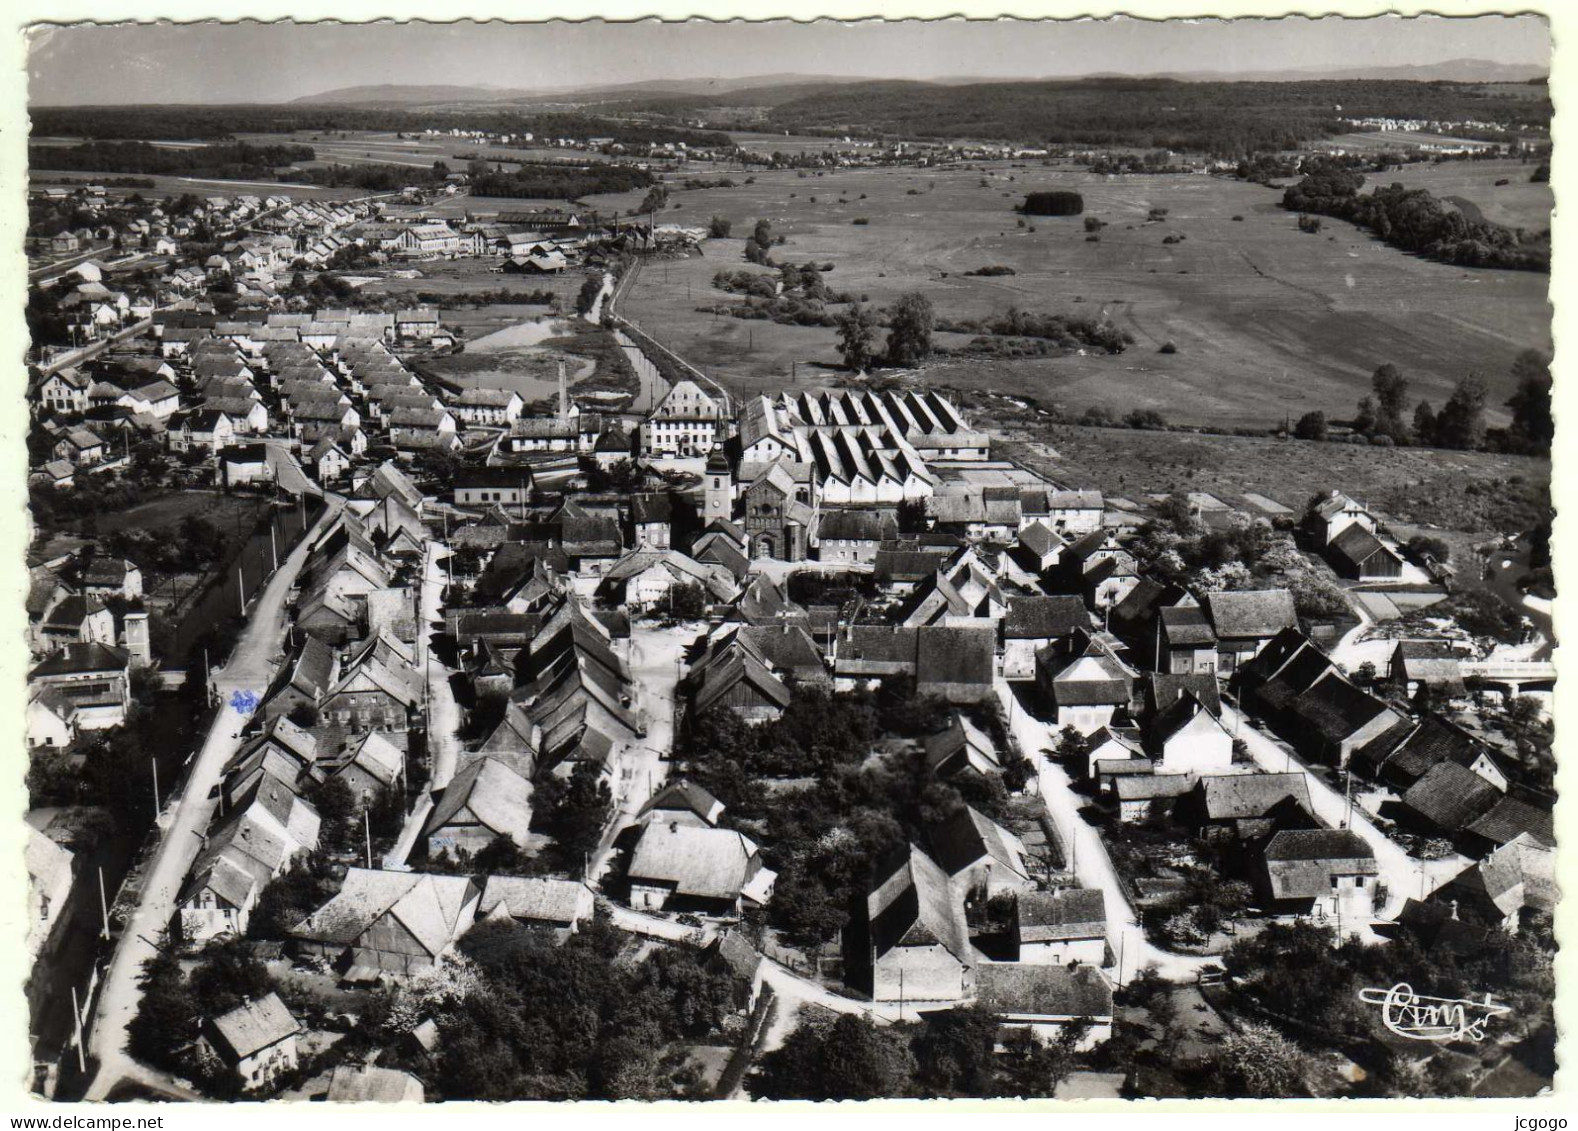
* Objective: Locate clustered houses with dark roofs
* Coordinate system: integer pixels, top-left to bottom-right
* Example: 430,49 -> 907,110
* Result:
34,177 -> 1549,1079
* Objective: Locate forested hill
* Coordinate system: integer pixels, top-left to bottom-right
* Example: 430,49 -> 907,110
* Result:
633,77 -> 1551,152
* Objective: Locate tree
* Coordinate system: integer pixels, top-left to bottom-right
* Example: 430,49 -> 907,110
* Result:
835,301 -> 880,372
533,761 -> 612,876
1505,349 -> 1553,452
1353,395 -> 1378,435
707,215 -> 732,238
884,292 -> 934,367
308,775 -> 357,854
187,938 -> 275,1017
472,834 -> 527,876
1371,363 -> 1410,439
753,1015 -> 917,1100
1412,399 -> 1438,445
1435,374 -> 1489,450
912,1005 -> 999,1097
1206,1021 -> 1312,1097
666,581 -> 706,620
1404,534 -> 1451,564
1293,411 -> 1328,441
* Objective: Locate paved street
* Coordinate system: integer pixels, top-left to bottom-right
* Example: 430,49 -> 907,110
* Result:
587,622 -> 693,881
998,683 -> 1214,982
84,501 -> 339,1101
419,540 -> 461,792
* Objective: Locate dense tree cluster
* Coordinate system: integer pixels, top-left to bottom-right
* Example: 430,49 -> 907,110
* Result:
30,105 -> 732,149
711,77 -> 1554,154
1283,158 -> 1548,272
674,685 -> 1019,949
753,1008 -> 1077,1099
936,306 -> 1133,354
1020,190 -> 1084,216
1222,919 -> 1554,1093
358,913 -> 742,1100
29,140 -> 315,179
469,162 -> 653,201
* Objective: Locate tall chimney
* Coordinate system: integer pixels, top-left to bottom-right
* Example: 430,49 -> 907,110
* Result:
557,359 -> 569,420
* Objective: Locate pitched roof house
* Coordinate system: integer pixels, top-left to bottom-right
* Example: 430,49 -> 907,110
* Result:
627,822 -> 775,915
291,868 -> 481,976
845,844 -> 975,1003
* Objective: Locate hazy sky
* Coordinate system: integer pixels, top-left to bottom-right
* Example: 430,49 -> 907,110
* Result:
28,16 -> 1551,106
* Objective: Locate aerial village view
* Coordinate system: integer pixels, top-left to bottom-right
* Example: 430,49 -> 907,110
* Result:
17,14 -> 1559,1106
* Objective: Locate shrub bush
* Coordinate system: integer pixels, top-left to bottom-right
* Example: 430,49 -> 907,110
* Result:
1020,190 -> 1084,216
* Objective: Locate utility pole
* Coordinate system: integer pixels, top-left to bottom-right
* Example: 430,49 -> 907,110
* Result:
270,522 -> 278,572
151,756 -> 161,820
97,867 -> 110,940
70,986 -> 85,1073
237,564 -> 245,615
364,808 -> 373,870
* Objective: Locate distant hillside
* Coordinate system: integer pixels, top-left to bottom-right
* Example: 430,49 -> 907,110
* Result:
290,74 -> 875,106
736,76 -> 1552,151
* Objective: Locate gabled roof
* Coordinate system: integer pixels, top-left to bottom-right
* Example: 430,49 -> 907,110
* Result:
1204,589 -> 1298,640
1263,828 -> 1376,863
334,731 -> 405,792
326,1066 -> 425,1104
629,822 -> 761,901
1016,887 -> 1107,943
1463,796 -> 1554,849
867,844 -> 971,963
1160,603 -> 1216,646
1329,523 -> 1399,568
639,779 -> 724,825
928,806 -> 1030,883
1145,672 -> 1222,717
1376,715 -> 1495,784
817,508 -> 897,542
1197,772 -> 1311,821
1400,761 -> 1503,833
208,993 -> 299,1062
976,963 -> 1113,1019
1289,676 -> 1394,745
30,641 -> 129,678
924,713 -> 1000,776
916,624 -> 997,689
423,756 -> 532,845
692,645 -> 792,714
292,868 -> 478,957
1003,595 -> 1090,640
478,876 -> 591,926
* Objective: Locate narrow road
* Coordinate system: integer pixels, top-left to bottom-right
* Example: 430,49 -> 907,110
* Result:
999,683 -> 1214,983
84,501 -> 340,1101
1220,703 -> 1469,916
420,540 -> 461,793
587,622 -> 692,881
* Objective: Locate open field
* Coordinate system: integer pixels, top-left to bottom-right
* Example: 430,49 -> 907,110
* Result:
993,425 -> 1549,539
1319,130 -> 1500,152
597,163 -> 1550,429
26,169 -> 370,201
354,256 -> 589,305
1352,157 -> 1552,231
